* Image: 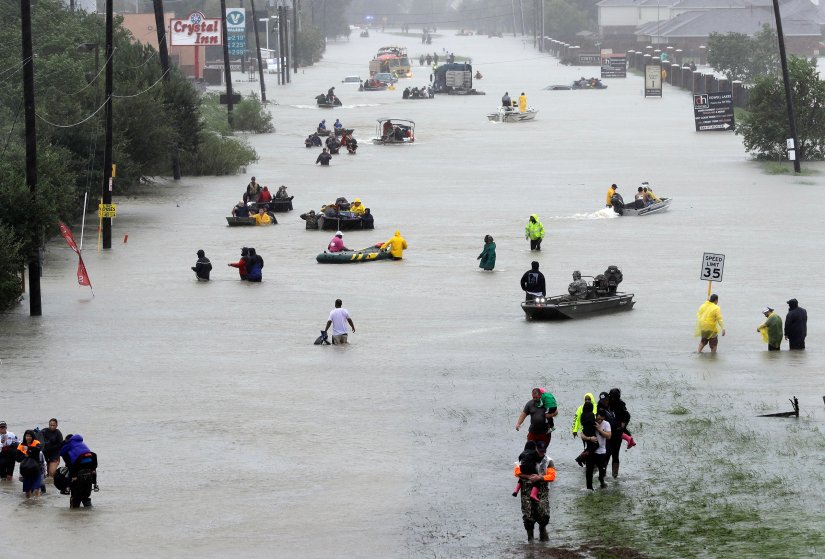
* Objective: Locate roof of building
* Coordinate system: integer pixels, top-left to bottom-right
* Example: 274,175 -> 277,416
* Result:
634,5 -> 820,37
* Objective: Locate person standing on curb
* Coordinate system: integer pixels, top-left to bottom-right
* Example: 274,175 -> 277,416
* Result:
757,307 -> 783,351
324,299 -> 355,345
784,299 -> 807,350
525,214 -> 544,251
696,294 -> 725,353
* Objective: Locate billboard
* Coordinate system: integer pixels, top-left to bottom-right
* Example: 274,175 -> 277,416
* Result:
601,54 -> 626,78
170,11 -> 222,46
693,92 -> 735,132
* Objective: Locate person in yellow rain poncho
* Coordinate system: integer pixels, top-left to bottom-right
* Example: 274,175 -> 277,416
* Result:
381,230 -> 408,260
525,214 -> 545,251
251,207 -> 273,225
642,182 -> 661,204
351,198 -> 366,215
518,92 -> 527,113
696,294 -> 725,353
605,184 -> 617,207
757,307 -> 783,351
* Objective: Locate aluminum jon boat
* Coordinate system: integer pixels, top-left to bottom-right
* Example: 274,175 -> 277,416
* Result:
521,292 -> 635,320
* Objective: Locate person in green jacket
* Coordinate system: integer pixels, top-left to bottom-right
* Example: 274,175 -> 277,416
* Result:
525,214 -> 545,251
571,392 -> 597,442
757,307 -> 783,351
477,235 -> 496,271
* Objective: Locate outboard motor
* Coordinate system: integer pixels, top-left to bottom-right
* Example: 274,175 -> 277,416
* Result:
593,274 -> 609,296
611,193 -> 624,215
603,266 -> 623,293
335,197 -> 351,211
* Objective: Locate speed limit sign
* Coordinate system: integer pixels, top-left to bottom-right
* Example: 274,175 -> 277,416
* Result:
700,252 -> 725,282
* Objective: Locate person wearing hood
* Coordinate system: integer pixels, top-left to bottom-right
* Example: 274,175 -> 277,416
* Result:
571,393 -> 597,443
16,429 -> 45,499
60,434 -> 98,508
228,247 -> 250,280
784,299 -> 807,349
351,198 -> 365,215
381,230 -> 408,260
258,186 -> 273,204
696,294 -> 725,353
520,261 -> 546,301
606,388 -> 633,478
477,235 -> 496,271
300,210 -> 319,230
192,250 -> 212,281
316,148 -> 332,166
245,248 -> 264,282
501,91 -> 511,108
757,307 -> 783,351
525,214 -> 545,251
583,408 -> 611,490
360,208 -> 374,230
328,231 -> 349,253
518,92 -> 527,112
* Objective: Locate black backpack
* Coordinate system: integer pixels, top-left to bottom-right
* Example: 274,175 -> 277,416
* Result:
19,449 -> 40,479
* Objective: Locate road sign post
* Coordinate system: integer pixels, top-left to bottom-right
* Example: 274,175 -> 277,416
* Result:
700,252 -> 725,297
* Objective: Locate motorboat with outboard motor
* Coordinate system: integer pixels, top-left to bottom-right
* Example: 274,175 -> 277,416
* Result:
315,94 -> 342,108
372,118 -> 415,144
487,106 -> 538,122
611,191 -> 672,216
521,266 -> 634,320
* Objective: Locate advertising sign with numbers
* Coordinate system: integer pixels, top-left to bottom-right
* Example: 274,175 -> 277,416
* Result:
693,92 -> 735,132
600,54 -> 627,78
225,8 -> 246,56
99,203 -> 117,218
700,252 -> 725,282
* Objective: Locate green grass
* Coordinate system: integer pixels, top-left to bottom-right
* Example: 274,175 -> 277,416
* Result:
759,161 -> 819,176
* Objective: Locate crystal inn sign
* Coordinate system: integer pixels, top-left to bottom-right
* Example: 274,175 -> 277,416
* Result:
170,11 -> 223,46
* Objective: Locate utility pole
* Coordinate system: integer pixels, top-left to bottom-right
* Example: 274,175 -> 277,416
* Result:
279,5 -> 287,85
250,0 -> 266,102
21,0 -> 41,315
511,0 -> 516,37
293,0 -> 299,73
220,0 -> 234,126
519,0 -> 525,36
284,9 -> 291,83
102,0 -> 114,249
152,0 -> 181,180
771,0 -> 801,172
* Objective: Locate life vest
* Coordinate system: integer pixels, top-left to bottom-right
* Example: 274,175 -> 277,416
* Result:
514,465 -> 556,482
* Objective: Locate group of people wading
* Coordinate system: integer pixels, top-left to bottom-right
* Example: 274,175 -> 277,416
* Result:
0,419 -> 98,508
512,387 -> 634,541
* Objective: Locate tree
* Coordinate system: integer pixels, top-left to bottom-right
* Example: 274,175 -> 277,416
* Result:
708,24 -> 779,83
736,56 -> 825,161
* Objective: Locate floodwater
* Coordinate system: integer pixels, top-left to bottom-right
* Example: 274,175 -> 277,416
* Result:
1,30 -> 824,559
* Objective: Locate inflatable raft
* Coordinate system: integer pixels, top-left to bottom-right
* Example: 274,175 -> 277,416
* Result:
316,245 -> 391,264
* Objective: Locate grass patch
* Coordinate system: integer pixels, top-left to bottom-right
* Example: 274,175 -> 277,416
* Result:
668,404 -> 690,415
759,161 -> 820,176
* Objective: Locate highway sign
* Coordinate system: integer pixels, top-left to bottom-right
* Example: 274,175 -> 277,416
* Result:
700,252 -> 725,282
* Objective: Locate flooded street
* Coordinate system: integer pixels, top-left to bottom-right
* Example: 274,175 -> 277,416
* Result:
1,30 -> 825,558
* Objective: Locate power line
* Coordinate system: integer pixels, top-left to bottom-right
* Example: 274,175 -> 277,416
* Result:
35,96 -> 109,128
113,67 -> 169,98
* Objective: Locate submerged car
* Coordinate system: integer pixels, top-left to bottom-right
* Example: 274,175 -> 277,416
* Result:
373,72 -> 398,84
342,75 -> 361,84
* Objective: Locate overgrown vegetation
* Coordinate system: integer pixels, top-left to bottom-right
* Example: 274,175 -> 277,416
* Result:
737,56 -> 825,161
0,0 -> 260,309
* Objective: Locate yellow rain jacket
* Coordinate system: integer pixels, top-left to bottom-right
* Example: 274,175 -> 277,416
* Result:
525,214 -> 545,240
695,300 -> 724,338
646,188 -> 661,203
571,393 -> 597,435
252,212 -> 272,225
606,186 -> 616,206
381,230 -> 408,258
351,199 -> 365,215
518,94 -> 527,112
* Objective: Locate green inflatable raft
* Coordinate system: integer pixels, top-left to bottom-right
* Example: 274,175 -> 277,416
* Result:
316,245 -> 392,264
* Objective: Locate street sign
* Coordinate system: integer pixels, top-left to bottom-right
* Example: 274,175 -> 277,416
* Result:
98,203 -> 117,218
693,92 -> 735,132
700,253 -> 725,282
219,93 -> 242,104
226,8 -> 246,56
600,54 -> 626,78
644,64 -> 662,97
